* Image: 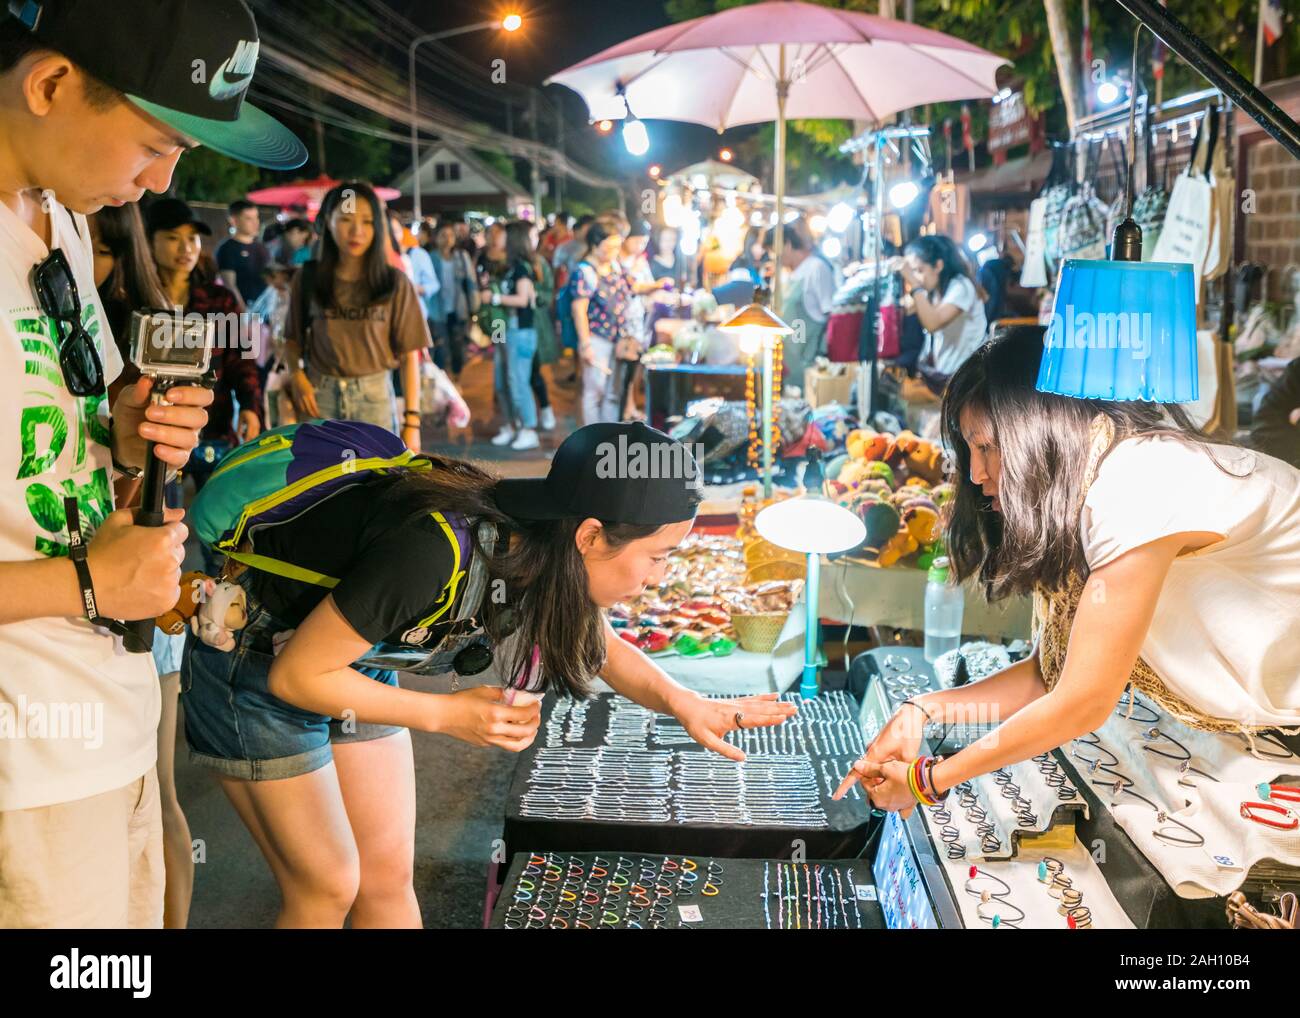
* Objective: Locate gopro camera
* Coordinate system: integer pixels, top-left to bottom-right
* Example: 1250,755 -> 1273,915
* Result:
128,310 -> 213,386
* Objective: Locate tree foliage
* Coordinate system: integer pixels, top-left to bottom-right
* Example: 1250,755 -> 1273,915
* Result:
170,148 -> 263,205
662,0 -> 1300,186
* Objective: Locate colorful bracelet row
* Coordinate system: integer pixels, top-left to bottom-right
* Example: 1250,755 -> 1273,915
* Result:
907,754 -> 948,807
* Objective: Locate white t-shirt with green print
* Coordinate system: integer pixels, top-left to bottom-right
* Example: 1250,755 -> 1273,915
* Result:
0,192 -> 158,812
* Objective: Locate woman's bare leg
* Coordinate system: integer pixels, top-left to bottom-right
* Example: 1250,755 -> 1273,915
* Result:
332,730 -> 420,929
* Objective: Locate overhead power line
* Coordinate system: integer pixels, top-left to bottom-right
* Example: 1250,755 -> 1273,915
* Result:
258,43 -> 621,191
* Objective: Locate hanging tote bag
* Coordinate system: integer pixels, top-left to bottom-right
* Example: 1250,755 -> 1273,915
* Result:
1152,113 -> 1214,293
1020,196 -> 1049,288
1060,175 -> 1109,263
1203,110 -> 1235,283
1133,112 -> 1171,258
1039,144 -> 1073,275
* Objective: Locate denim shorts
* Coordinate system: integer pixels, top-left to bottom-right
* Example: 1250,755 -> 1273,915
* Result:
306,368 -> 398,433
180,590 -> 402,781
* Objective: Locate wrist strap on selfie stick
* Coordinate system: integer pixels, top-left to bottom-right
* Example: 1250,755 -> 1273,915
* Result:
64,496 -> 150,653
122,396 -> 170,653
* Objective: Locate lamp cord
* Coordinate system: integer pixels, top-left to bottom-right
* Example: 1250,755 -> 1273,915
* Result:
1126,23 -> 1143,221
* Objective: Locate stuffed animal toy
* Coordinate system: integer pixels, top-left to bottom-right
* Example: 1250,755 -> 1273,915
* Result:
846,428 -> 890,462
156,570 -> 209,636
902,504 -> 941,544
191,578 -> 249,652
875,529 -> 919,568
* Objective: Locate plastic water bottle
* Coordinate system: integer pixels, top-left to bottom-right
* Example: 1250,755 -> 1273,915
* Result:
924,556 -> 963,664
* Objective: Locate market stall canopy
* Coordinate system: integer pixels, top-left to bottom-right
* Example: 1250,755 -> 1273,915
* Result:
666,159 -> 761,191
965,149 -> 1053,204
247,175 -> 401,217
545,1 -> 1009,131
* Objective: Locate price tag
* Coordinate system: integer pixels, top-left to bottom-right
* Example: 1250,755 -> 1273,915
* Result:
1203,849 -> 1243,872
678,904 -> 703,923
855,884 -> 878,901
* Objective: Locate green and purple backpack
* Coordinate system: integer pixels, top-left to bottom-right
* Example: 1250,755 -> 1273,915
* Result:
191,419 -> 475,629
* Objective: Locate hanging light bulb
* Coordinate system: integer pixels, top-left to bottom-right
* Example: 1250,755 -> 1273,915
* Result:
623,115 -> 650,156
888,180 -> 921,209
826,202 -> 855,233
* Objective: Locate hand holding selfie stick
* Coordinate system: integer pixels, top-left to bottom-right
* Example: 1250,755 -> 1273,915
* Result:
122,310 -> 214,653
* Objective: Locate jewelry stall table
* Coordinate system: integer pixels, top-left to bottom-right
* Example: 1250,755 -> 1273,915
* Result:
852,647 -> 1277,928
489,851 -> 886,930
501,685 -> 873,862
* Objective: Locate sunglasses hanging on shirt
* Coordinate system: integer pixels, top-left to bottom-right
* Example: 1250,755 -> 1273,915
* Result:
33,248 -> 105,397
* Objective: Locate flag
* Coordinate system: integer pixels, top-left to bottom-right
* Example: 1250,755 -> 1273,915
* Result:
1263,0 -> 1284,46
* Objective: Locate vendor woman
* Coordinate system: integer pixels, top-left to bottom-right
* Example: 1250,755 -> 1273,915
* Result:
837,325 -> 1300,812
182,422 -> 797,927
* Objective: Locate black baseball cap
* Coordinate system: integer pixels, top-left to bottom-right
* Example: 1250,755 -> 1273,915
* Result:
494,422 -> 702,525
8,0 -> 307,170
144,197 -> 211,236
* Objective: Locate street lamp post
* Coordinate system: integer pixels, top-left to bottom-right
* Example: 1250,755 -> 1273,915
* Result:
408,17 -> 522,221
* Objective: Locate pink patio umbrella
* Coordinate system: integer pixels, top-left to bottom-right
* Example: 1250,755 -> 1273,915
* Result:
247,175 -> 401,218
546,1 -> 1008,304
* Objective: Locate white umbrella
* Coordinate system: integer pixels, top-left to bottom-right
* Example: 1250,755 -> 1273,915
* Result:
547,1 -> 1008,304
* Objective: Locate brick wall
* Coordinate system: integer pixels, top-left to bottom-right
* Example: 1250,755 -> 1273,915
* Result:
1242,136 -> 1300,301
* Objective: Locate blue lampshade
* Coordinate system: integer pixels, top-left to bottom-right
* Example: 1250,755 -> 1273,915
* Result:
1036,259 -> 1198,403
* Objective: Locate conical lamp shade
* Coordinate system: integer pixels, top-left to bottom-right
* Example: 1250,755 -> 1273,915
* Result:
1036,259 -> 1198,403
720,303 -> 794,335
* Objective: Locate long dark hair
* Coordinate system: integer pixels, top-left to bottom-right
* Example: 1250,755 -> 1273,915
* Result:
315,181 -> 397,310
385,458 -> 699,697
905,233 -> 987,301
941,325 -> 1232,601
504,219 -> 537,275
91,204 -> 169,339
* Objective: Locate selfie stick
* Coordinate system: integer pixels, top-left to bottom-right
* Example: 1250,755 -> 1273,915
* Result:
122,385 -> 171,654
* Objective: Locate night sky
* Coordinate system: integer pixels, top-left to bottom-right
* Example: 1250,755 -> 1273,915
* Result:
393,0 -> 758,183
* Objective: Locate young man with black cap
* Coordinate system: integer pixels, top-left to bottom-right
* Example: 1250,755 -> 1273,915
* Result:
181,421 -> 797,927
0,0 -> 305,927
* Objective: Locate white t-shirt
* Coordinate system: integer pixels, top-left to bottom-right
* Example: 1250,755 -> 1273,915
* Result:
0,193 -> 158,812
1081,436 -> 1300,729
922,275 -> 987,376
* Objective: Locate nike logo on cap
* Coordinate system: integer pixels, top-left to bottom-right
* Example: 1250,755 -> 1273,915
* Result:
210,39 -> 260,101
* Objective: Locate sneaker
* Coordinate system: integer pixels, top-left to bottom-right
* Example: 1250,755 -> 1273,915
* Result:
490,426 -> 516,446
510,428 -> 540,451
538,406 -> 556,431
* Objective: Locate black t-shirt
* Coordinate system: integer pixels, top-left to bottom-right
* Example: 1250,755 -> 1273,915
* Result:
216,237 -> 271,304
504,258 -> 536,330
249,475 -> 466,646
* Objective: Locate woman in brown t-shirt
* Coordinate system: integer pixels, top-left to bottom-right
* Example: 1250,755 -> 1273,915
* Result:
284,182 -> 430,451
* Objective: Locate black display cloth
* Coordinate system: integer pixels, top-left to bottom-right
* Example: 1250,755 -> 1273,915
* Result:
502,690 -> 872,860
489,850 -> 885,929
